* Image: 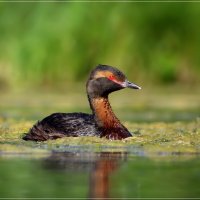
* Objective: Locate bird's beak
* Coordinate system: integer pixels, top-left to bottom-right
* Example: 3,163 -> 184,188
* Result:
122,80 -> 141,90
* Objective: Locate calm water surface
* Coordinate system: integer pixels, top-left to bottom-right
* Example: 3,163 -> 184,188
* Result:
0,151 -> 200,198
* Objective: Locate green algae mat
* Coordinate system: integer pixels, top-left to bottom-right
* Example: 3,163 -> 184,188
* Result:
0,91 -> 200,155
0,118 -> 200,155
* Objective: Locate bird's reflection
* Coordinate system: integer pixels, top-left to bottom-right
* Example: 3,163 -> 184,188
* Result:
89,152 -> 127,198
43,151 -> 128,198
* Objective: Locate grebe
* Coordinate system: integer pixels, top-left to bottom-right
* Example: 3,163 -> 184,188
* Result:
23,64 -> 141,141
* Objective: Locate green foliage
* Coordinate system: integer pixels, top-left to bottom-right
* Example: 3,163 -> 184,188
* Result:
0,3 -> 200,90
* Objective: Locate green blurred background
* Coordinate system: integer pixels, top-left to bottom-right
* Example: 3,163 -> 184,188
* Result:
0,4 -> 200,198
0,2 -> 200,92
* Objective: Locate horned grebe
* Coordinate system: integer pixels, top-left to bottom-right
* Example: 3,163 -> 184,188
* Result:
23,64 -> 141,141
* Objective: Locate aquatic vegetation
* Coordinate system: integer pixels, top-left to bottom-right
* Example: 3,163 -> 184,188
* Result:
0,91 -> 199,155
0,118 -> 199,155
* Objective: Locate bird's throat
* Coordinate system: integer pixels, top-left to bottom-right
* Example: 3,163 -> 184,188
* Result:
90,97 -> 121,128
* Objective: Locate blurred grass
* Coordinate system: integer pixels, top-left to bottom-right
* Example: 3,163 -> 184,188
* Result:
0,3 -> 200,91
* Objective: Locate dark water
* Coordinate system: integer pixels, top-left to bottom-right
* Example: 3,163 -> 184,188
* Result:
0,152 -> 200,199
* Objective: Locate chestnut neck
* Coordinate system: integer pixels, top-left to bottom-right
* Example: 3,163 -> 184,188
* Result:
89,95 -> 122,129
88,94 -> 131,139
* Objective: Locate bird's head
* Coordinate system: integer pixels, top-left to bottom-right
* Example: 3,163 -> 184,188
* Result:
87,64 -> 141,98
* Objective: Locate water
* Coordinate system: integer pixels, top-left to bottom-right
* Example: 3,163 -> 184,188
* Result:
0,93 -> 200,198
0,152 -> 200,198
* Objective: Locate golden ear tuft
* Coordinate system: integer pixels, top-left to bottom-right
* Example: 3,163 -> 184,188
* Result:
94,70 -> 113,79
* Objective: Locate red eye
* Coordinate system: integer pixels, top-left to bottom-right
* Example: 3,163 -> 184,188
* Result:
108,75 -> 115,80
